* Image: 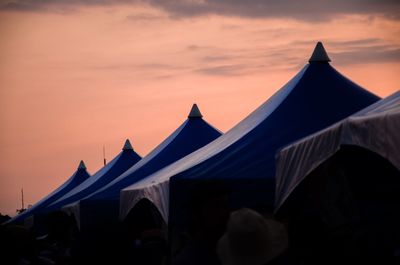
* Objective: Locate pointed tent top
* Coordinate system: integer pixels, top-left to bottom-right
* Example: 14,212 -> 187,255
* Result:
188,103 -> 203,118
123,139 -> 133,150
309,42 -> 331,63
78,160 -> 86,170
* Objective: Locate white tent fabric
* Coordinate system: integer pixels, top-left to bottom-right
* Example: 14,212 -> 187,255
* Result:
120,180 -> 170,223
274,91 -> 400,212
63,202 -> 81,227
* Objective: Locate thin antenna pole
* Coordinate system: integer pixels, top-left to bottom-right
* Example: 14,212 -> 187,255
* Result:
103,145 -> 106,166
21,188 -> 24,210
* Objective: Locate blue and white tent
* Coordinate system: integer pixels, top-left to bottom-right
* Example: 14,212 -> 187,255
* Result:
63,104 -> 222,229
272,92 -> 400,258
119,42 -> 380,224
47,139 -> 141,211
274,91 -> 400,212
8,160 -> 90,224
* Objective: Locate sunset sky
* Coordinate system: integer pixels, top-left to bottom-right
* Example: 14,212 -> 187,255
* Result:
0,0 -> 399,216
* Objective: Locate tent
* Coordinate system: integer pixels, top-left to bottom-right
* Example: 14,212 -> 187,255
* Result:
273,91 -> 400,260
46,139 -> 141,211
119,42 -> 380,230
8,160 -> 90,225
275,91 -> 400,212
63,104 -> 222,230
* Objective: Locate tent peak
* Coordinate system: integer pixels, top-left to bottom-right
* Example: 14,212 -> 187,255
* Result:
188,103 -> 203,118
78,160 -> 86,170
309,42 -> 331,63
123,139 -> 133,150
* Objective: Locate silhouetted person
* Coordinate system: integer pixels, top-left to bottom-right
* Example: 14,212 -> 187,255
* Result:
217,208 -> 289,265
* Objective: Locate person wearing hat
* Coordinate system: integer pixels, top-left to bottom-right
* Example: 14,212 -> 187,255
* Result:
217,208 -> 289,265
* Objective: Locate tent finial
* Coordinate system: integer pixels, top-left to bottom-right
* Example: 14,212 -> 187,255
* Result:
309,42 -> 331,63
123,139 -> 133,150
78,160 -> 86,170
188,103 -> 203,118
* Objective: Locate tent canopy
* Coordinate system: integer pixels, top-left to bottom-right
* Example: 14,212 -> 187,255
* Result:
47,139 -> 141,210
274,91 -> 400,212
88,104 -> 222,201
9,160 -> 90,224
63,104 -> 222,227
120,42 -> 380,222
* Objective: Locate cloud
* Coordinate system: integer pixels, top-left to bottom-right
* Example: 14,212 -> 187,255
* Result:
292,38 -> 386,51
202,55 -> 234,62
192,38 -> 400,75
125,12 -> 165,22
195,64 -> 252,76
326,40 -> 400,65
332,47 -> 400,65
1,0 -> 400,22
186,44 -> 208,51
329,38 -> 381,47
145,0 -> 400,21
90,62 -> 189,73
0,0 -> 121,12
285,38 -> 400,62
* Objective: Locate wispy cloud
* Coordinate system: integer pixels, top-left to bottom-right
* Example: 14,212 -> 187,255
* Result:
330,38 -> 381,47
93,62 -> 184,71
286,39 -> 400,65
195,64 -> 247,76
332,47 -> 400,65
188,38 -> 400,76
85,38 -> 400,77
144,0 -> 400,21
2,0 -> 400,22
125,12 -> 166,22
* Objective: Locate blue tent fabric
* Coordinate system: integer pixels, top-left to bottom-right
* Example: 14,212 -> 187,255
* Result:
175,64 -> 377,180
47,140 -> 141,211
90,116 -> 222,201
63,105 -> 222,228
8,161 -> 91,224
119,42 -> 380,224
169,48 -> 379,209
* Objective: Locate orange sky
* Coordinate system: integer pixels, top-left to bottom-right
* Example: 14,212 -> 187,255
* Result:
0,2 -> 399,216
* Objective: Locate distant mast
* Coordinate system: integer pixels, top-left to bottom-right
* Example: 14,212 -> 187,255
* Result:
103,145 -> 107,166
21,188 -> 24,210
17,188 -> 26,214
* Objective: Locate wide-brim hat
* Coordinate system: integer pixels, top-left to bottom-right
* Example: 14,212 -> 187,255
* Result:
217,208 -> 288,265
